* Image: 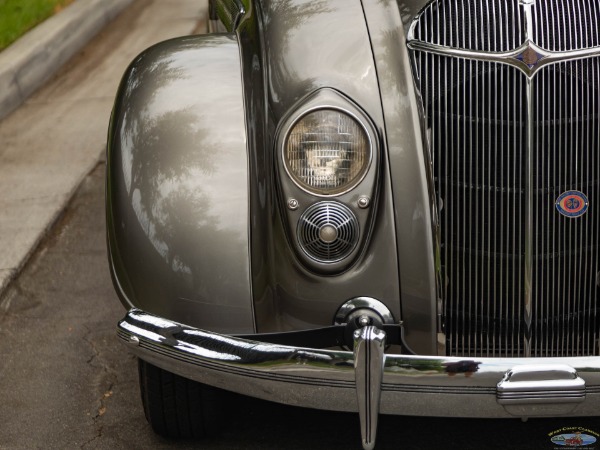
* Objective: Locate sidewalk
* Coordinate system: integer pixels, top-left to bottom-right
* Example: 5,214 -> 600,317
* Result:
0,0 -> 133,122
0,0 -> 207,302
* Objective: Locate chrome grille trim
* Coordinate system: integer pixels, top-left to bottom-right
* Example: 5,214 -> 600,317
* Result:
409,0 -> 600,358
407,39 -> 600,78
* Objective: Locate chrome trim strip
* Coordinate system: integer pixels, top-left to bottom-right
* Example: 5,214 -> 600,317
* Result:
407,40 -> 600,78
118,310 -> 600,418
523,0 -> 534,40
524,76 -> 534,357
522,0 -> 534,358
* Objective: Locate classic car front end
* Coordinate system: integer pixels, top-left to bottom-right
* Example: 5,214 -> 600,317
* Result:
107,0 -> 600,448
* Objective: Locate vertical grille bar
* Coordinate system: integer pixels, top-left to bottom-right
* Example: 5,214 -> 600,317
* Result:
592,58 -> 597,355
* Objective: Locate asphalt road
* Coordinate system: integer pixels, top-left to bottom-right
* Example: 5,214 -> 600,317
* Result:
0,1 -> 599,449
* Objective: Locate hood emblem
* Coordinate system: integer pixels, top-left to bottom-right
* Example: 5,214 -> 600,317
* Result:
556,191 -> 589,218
516,43 -> 545,68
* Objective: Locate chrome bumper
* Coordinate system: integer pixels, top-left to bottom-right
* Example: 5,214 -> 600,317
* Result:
119,309 -> 600,448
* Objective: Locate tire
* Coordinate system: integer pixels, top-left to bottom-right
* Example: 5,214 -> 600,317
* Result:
138,359 -> 224,438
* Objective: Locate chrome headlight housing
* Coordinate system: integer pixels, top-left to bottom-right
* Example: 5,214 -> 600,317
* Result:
283,109 -> 371,195
276,89 -> 379,273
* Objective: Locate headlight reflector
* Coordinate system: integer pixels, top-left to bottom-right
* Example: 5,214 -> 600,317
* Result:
284,109 -> 370,195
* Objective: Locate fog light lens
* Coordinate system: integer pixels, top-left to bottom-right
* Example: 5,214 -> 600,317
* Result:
284,109 -> 370,195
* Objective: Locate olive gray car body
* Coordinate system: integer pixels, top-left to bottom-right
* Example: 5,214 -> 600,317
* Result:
107,0 -> 436,352
107,1 -> 600,449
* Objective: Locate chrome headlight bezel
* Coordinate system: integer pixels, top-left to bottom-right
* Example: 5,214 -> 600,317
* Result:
282,107 -> 373,196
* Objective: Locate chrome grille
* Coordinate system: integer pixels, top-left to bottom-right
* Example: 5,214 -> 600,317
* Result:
410,0 -> 600,357
411,0 -> 600,53
533,0 -> 600,51
531,59 -> 600,356
411,0 -> 525,51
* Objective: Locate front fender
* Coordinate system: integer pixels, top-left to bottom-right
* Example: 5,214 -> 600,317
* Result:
106,35 -> 254,334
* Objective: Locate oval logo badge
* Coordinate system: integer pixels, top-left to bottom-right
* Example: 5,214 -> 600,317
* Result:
556,190 -> 589,218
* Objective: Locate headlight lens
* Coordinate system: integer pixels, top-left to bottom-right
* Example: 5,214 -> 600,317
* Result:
284,109 -> 370,195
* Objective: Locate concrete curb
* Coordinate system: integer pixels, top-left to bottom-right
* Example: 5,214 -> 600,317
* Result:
0,0 -> 135,300
0,0 -> 133,122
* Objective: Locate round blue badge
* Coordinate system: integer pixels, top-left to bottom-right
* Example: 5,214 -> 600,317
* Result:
555,190 -> 589,218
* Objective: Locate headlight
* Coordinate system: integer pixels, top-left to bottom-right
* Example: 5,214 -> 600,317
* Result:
283,109 -> 371,195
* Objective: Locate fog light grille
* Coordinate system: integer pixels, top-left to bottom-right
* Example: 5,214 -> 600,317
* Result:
297,202 -> 359,263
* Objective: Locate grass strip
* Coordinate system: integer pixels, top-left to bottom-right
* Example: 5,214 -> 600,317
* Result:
0,0 -> 74,51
